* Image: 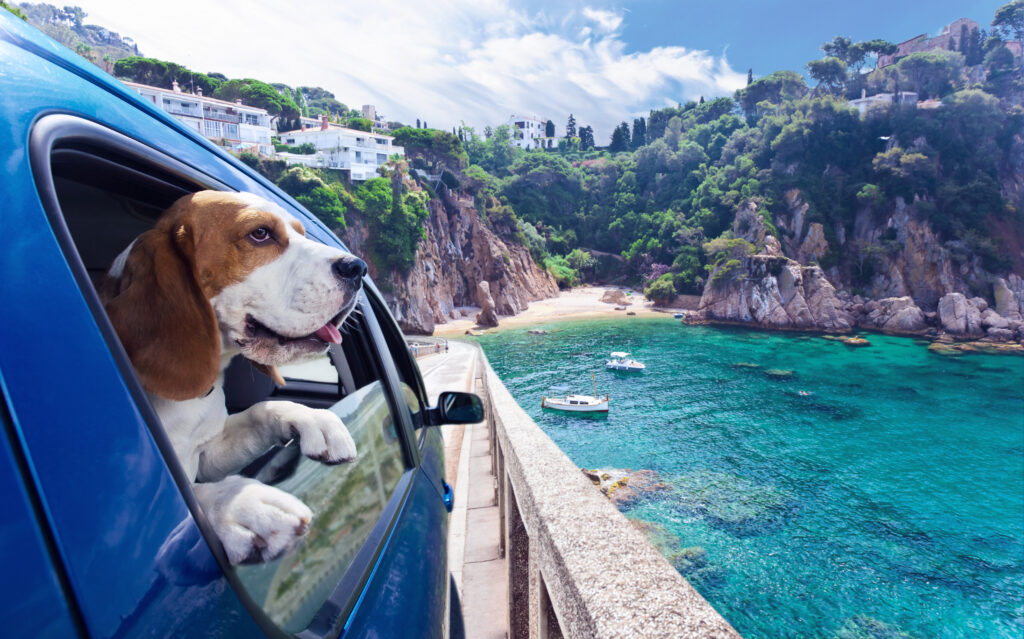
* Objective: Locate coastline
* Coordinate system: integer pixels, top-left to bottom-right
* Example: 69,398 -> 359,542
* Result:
427,285 -> 1023,354
431,285 -> 667,337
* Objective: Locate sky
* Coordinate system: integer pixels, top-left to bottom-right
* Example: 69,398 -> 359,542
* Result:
71,0 -> 1009,142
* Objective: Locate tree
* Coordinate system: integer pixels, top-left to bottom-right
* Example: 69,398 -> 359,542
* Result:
1,1 -> 27,19
888,50 -> 965,98
631,117 -> 647,149
644,273 -> 676,304
807,57 -> 848,93
992,0 -> 1024,44
545,119 -> 555,137
608,122 -> 631,152
416,118 -> 421,128
735,70 -> 808,116
213,78 -> 299,119
565,113 -> 577,139
746,68 -> 753,85
566,248 -> 596,275
578,125 -> 595,150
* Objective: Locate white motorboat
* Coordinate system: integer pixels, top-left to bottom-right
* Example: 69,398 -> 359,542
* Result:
541,373 -> 610,412
606,351 -> 645,372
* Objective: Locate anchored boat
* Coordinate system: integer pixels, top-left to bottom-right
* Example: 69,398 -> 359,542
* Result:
605,351 -> 646,372
541,373 -> 610,413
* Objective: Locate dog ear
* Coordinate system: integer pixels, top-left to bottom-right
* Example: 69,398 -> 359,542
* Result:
103,206 -> 221,400
250,361 -> 286,387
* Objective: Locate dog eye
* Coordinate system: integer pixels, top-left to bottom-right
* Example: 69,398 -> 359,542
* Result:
248,227 -> 272,243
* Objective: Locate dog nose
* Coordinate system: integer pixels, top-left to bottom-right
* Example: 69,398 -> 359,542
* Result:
333,256 -> 367,282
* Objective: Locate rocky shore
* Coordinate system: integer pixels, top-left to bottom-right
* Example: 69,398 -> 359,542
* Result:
686,192 -> 1024,350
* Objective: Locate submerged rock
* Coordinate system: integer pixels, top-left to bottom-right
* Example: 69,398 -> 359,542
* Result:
834,614 -> 922,639
667,470 -> 795,537
764,368 -> 795,379
582,468 -> 668,506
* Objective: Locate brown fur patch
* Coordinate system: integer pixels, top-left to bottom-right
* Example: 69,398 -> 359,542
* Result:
290,219 -> 306,236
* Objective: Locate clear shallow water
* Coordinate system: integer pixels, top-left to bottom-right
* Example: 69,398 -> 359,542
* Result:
475,317 -> 1024,639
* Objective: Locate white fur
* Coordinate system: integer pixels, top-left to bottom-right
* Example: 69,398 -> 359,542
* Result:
136,197 -> 360,565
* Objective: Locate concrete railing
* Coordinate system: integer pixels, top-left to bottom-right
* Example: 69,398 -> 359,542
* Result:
473,345 -> 742,639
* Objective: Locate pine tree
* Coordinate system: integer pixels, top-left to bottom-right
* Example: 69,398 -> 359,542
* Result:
545,119 -> 555,137
609,122 -> 630,152
416,118 -> 421,128
747,68 -> 753,85
566,113 -> 577,138
578,125 -> 594,150
699,95 -> 705,104
631,117 -> 647,149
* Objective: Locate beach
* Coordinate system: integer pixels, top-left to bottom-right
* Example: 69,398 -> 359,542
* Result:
430,286 -> 666,336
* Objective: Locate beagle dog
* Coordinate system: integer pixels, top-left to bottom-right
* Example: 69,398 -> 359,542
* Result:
102,190 -> 364,565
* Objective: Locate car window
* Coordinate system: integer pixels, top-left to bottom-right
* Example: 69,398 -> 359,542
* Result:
32,116 -> 413,637
235,375 -> 405,633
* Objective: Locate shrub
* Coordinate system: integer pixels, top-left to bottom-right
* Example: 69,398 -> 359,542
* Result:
644,272 -> 677,304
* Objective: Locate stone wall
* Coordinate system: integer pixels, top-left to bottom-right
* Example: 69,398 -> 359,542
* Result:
476,345 -> 741,638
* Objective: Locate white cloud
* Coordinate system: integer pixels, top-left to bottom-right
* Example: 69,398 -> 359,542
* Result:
74,0 -> 745,142
581,7 -> 624,33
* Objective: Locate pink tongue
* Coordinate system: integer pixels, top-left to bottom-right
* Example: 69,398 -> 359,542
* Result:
315,323 -> 342,344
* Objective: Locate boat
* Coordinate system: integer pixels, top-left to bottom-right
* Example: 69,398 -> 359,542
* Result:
673,313 -> 683,319
541,373 -> 610,413
541,394 -> 610,412
606,351 -> 645,372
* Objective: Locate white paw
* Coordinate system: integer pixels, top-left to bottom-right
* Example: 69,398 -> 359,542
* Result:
273,402 -> 357,464
194,476 -> 313,565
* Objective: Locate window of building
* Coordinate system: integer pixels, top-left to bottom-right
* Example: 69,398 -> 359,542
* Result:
203,120 -> 220,138
376,154 -> 387,164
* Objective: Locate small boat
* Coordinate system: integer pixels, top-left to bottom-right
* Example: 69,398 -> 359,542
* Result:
541,394 -> 610,412
606,351 -> 645,372
541,373 -> 610,413
673,313 -> 683,319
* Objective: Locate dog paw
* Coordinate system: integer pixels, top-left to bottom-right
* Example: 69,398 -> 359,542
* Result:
194,476 -> 313,565
272,402 -> 357,464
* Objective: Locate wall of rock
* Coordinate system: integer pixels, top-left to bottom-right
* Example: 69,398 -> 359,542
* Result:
694,190 -> 1023,344
342,188 -> 558,334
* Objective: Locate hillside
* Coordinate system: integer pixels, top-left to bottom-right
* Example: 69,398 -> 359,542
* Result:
18,3 -> 139,72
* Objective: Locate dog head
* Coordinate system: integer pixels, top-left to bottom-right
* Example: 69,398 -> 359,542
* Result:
102,191 -> 365,400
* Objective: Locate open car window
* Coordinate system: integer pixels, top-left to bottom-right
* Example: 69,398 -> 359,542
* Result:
30,114 -> 417,638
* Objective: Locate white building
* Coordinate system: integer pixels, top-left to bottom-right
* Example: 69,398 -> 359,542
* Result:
507,114 -> 552,150
280,116 -> 404,181
848,90 -> 918,117
125,80 -> 275,156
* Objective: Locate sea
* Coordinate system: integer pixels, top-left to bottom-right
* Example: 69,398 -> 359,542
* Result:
473,317 -> 1024,639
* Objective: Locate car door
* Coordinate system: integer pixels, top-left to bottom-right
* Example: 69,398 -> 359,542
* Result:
2,16 -> 447,638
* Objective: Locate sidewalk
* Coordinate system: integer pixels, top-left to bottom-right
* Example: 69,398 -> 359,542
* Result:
417,341 -> 507,639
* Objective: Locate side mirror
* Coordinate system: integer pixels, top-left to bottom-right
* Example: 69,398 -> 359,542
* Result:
423,391 -> 485,427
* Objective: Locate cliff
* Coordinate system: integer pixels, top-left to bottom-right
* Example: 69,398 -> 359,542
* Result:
342,188 -> 558,334
694,190 -> 1024,344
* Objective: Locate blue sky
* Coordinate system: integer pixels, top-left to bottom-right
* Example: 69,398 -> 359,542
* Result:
74,0 -> 1009,142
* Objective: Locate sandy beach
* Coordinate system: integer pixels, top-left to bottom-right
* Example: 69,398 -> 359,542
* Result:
431,286 -> 670,337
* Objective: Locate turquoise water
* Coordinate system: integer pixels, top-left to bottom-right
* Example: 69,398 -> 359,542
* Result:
475,318 -> 1024,639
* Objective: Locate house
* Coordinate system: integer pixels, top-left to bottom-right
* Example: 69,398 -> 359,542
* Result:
848,89 -> 918,117
124,80 -> 275,156
279,115 -> 404,181
361,104 -> 390,132
507,114 -> 550,150
877,18 -> 978,69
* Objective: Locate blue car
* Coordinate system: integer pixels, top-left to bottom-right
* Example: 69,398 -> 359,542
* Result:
0,12 -> 474,638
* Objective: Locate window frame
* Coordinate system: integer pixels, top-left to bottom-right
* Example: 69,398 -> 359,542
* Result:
29,112 -> 426,639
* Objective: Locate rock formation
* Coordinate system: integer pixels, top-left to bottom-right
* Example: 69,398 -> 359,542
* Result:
342,188 -> 557,334
599,289 -> 631,305
474,281 -> 499,327
697,255 -> 853,331
694,193 -> 1024,344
